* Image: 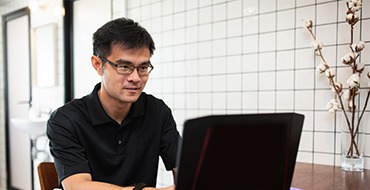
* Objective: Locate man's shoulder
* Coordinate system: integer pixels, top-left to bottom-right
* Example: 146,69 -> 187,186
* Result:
51,97 -> 87,119
61,96 -> 87,110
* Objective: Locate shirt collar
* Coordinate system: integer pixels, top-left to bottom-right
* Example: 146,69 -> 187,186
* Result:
86,83 -> 147,126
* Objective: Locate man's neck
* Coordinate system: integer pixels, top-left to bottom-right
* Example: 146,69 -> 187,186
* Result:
98,89 -> 131,125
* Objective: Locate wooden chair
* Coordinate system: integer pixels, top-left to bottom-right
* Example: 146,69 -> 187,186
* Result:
37,162 -> 59,190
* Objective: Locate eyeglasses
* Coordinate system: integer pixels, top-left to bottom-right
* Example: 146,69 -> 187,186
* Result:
99,56 -> 154,76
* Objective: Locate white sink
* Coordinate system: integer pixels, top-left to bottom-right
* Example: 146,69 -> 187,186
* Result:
10,117 -> 47,137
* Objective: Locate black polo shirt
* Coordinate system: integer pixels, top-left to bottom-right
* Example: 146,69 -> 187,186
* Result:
47,83 -> 181,187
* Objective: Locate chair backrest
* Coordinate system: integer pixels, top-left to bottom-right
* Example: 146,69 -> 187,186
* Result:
37,162 -> 59,190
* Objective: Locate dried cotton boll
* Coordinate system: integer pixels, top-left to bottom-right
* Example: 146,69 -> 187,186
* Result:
351,0 -> 362,5
332,101 -> 340,111
311,41 -> 323,50
341,53 -> 355,65
346,13 -> 359,25
351,41 -> 365,52
318,63 -> 329,73
332,82 -> 343,93
350,0 -> 362,11
304,19 -> 313,28
311,41 -> 323,56
326,102 -> 333,112
356,62 -> 364,72
326,99 -> 340,112
346,73 -> 360,88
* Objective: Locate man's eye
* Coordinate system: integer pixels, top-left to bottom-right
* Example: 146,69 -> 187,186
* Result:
140,66 -> 149,71
117,65 -> 130,69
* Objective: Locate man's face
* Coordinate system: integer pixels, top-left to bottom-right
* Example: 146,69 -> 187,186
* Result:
100,46 -> 151,104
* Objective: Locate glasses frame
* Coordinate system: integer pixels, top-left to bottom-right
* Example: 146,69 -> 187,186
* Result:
99,56 -> 154,76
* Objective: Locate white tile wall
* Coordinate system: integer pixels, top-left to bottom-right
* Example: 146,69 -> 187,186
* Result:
121,0 -> 370,187
2,0 -> 369,189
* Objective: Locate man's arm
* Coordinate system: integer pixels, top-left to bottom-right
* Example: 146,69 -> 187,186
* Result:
62,173 -> 175,190
172,168 -> 177,183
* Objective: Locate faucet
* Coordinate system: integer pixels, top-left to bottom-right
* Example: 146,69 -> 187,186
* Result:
39,107 -> 52,118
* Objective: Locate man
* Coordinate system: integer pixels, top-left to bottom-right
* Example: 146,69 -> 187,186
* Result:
47,17 -> 181,190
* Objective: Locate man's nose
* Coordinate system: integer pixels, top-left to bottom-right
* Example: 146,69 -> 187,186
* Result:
126,68 -> 141,82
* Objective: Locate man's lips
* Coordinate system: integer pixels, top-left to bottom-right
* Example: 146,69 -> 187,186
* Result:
124,87 -> 140,92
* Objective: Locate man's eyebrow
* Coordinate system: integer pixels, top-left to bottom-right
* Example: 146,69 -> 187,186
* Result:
115,59 -> 151,65
115,59 -> 131,64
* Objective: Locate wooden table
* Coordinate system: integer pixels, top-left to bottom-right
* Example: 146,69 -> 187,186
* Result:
291,162 -> 370,190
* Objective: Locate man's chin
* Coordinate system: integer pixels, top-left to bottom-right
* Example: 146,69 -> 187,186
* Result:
122,94 -> 140,103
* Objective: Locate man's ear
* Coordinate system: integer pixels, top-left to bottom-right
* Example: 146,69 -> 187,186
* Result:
91,55 -> 103,75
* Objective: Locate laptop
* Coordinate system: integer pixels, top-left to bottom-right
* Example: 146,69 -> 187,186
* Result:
174,112 -> 304,190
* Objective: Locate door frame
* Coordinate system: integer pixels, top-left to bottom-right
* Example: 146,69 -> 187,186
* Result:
2,7 -> 32,190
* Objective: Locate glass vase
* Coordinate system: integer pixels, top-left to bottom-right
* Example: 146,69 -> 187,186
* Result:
340,111 -> 365,172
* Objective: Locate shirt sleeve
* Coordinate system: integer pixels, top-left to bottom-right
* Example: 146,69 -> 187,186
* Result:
159,103 -> 182,171
47,108 -> 91,184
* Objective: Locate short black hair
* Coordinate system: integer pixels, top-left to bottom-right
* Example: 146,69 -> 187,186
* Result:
93,17 -> 155,57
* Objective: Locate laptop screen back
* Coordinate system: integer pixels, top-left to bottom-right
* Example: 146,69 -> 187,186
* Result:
175,112 -> 304,190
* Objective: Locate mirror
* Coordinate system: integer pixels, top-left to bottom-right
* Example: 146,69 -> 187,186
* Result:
32,23 -> 57,87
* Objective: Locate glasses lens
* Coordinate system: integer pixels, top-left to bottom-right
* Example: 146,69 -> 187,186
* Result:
116,65 -> 131,75
146,65 -> 153,74
140,65 -> 150,75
